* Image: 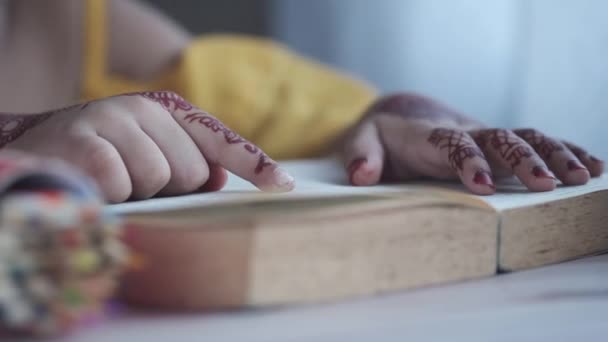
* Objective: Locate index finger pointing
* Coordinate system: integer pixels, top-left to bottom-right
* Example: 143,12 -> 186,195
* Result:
132,91 -> 295,192
181,112 -> 295,192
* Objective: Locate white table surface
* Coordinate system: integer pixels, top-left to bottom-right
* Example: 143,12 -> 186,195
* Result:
48,253 -> 608,342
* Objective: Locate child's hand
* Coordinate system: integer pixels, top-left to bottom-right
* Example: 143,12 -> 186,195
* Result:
340,93 -> 605,195
2,92 -> 295,202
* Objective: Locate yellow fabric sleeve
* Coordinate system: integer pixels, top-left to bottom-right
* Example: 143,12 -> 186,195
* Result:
82,0 -> 378,159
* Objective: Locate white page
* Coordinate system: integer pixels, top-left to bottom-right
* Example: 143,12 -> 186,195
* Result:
473,175 -> 608,210
107,159 -> 412,214
108,159 -> 608,214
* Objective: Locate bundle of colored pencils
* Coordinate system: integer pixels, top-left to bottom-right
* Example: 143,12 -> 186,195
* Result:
0,151 -> 129,337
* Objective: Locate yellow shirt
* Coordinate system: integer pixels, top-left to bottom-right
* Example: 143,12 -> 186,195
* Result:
82,0 -> 377,159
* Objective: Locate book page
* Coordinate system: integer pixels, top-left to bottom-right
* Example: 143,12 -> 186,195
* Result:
479,176 -> 608,210
107,159 -> 608,214
108,159 -> 413,214
415,174 -> 608,211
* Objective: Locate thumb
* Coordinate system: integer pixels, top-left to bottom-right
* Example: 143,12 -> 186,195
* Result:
341,119 -> 385,186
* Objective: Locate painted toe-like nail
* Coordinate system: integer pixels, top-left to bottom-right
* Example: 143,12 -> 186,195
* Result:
261,167 -> 295,192
532,166 -> 557,180
473,170 -> 495,189
275,167 -> 295,187
567,160 -> 587,171
347,158 -> 367,185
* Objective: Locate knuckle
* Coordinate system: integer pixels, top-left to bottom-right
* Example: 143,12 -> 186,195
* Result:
112,93 -> 163,116
87,99 -> 111,112
513,129 -> 566,160
371,92 -> 426,112
516,128 -> 540,135
77,138 -> 132,201
427,128 -> 485,171
514,128 -> 543,140
149,163 -> 172,189
491,128 -> 513,137
486,128 -> 526,145
135,162 -> 171,198
427,127 -> 470,147
83,101 -> 128,124
118,91 -> 192,115
81,139 -> 121,179
122,94 -> 156,111
164,90 -> 180,98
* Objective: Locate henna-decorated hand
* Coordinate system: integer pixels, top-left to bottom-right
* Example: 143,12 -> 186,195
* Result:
1,92 -> 295,202
340,93 -> 605,195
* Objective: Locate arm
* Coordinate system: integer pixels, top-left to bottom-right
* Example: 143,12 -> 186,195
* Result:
107,0 -> 191,81
95,0 -> 376,159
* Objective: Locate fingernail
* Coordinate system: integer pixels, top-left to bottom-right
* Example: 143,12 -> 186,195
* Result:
532,166 -> 557,180
473,170 -> 496,189
273,168 -> 295,192
347,158 -> 368,185
567,160 -> 587,171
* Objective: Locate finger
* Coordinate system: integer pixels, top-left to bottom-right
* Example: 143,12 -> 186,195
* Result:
137,107 -> 210,196
563,141 -> 605,177
341,119 -> 384,186
66,135 -> 132,203
472,129 -> 556,192
427,128 -> 495,195
514,129 -> 590,185
178,112 -> 294,192
98,119 -> 171,200
198,164 -> 228,193
128,92 -> 294,193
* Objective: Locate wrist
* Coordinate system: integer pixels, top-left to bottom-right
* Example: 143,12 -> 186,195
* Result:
0,113 -> 53,149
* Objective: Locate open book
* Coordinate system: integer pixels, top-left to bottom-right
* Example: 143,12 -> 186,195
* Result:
109,159 -> 608,309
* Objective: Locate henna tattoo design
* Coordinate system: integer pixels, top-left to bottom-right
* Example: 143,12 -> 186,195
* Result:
255,154 -> 273,175
562,141 -> 597,164
514,129 -> 564,160
428,128 -> 485,171
128,91 -> 194,112
563,142 -> 586,156
129,92 -> 274,175
515,130 -> 590,172
184,112 -> 246,145
0,114 -> 51,148
473,129 -> 533,169
0,103 -> 89,148
183,112 -> 271,174
184,112 -> 253,148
